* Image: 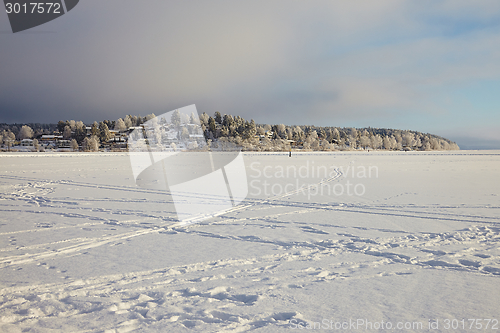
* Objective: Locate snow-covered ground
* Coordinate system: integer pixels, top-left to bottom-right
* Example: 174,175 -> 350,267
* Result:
0,151 -> 499,332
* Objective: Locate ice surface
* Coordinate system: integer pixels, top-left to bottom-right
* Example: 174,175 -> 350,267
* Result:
0,151 -> 499,332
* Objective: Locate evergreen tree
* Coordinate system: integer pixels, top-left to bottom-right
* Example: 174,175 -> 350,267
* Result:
214,112 -> 222,124
208,117 -> 217,137
57,120 -> 67,133
99,122 -> 111,143
91,121 -> 99,137
171,110 -> 181,128
222,114 -> 234,127
189,112 -> 199,125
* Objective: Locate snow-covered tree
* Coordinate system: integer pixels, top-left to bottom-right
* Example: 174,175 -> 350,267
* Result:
371,135 -> 383,150
199,113 -> 209,126
74,121 -> 86,143
171,110 -> 181,128
82,136 -> 99,152
189,112 -> 199,125
99,122 -> 111,143
331,128 -> 340,143
349,128 -> 358,139
214,112 -> 222,124
181,127 -> 190,141
383,136 -> 395,150
359,135 -> 370,149
2,130 -> 15,149
293,126 -> 304,141
402,132 -> 415,148
91,121 -> 99,137
277,124 -> 286,139
124,115 -> 133,128
207,117 -> 217,137
57,120 -> 67,133
181,113 -> 190,124
70,139 -> 79,151
145,113 -> 156,122
243,120 -> 257,140
19,125 -> 34,140
114,118 -> 127,132
429,137 -> 440,150
63,125 -> 72,139
394,131 -> 402,147
347,135 -> 357,149
422,140 -> 431,151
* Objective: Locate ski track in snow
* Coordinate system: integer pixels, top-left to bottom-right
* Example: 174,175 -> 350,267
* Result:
0,152 -> 499,332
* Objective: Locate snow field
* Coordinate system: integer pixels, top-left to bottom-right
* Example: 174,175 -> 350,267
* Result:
0,151 -> 499,332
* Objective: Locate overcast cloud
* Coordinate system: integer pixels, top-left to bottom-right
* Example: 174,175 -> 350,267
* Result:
1,0 -> 500,148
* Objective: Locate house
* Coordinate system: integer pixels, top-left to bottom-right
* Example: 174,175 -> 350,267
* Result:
41,135 -> 63,142
21,139 -> 33,146
57,140 -> 72,148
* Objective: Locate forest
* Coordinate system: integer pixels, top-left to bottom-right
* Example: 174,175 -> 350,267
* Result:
0,111 -> 459,151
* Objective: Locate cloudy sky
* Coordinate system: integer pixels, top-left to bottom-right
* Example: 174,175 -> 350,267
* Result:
1,1 -> 500,149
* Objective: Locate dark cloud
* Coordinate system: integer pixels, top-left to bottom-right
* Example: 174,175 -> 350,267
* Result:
1,0 -> 500,150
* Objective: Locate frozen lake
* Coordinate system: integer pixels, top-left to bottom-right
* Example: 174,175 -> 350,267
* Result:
0,151 -> 499,332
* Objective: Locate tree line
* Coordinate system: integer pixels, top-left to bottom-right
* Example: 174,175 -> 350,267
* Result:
0,111 -> 459,151
197,111 -> 459,151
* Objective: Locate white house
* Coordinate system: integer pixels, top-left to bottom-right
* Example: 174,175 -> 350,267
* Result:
21,139 -> 33,146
